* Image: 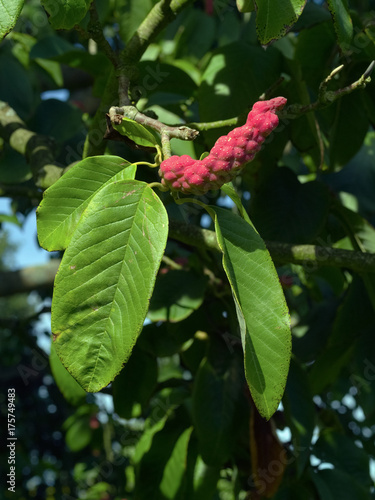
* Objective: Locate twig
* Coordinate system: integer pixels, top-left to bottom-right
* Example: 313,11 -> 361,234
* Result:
108,105 -> 199,159
284,61 -> 374,118
188,61 -> 374,132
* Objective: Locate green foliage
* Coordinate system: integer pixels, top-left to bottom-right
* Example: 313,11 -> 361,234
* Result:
254,0 -> 307,45
2,0 -> 375,499
41,0 -> 92,29
0,0 -> 24,40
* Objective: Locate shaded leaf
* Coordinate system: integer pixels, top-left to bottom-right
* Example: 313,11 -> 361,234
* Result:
210,207 -> 291,419
50,343 -> 87,405
37,156 -> 136,251
327,0 -> 353,51
329,93 -> 369,169
251,168 -> 330,244
198,42 -> 282,143
192,355 -> 245,466
254,0 -> 307,46
314,431 -> 371,485
159,427 -> 193,499
284,359 -> 315,475
41,0 -> 92,30
148,270 -> 207,323
312,469 -> 371,500
112,346 -> 158,418
52,181 -> 168,392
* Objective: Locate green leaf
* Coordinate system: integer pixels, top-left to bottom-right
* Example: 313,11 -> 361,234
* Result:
52,180 -> 168,392
236,0 -> 255,13
65,414 -> 93,452
192,456 -> 220,500
0,0 -> 24,40
192,356 -> 245,466
137,61 -> 197,99
329,93 -> 369,169
312,469 -> 371,500
159,427 -> 193,499
284,360 -> 315,476
37,156 -> 136,251
134,407 -> 191,499
254,0 -> 307,46
314,432 -> 371,485
41,0 -> 92,30
148,270 -> 207,323
251,168 -> 330,244
133,415 -> 169,466
0,54 -> 35,120
327,0 -> 353,51
112,346 -> 158,418
0,146 -> 31,184
0,213 -> 21,226
115,0 -> 157,44
198,42 -> 282,142
50,343 -> 87,405
210,207 -> 291,419
112,117 -> 159,148
29,99 -> 83,145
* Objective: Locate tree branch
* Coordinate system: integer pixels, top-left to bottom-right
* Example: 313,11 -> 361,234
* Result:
0,101 -> 63,189
168,220 -> 375,274
0,260 -> 60,297
2,224 -> 375,297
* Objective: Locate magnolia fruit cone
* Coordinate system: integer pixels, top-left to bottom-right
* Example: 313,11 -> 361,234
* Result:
159,97 -> 287,195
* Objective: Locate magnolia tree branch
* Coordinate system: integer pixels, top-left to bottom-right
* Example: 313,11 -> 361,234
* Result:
83,0 -> 196,157
187,61 -> 375,132
0,260 -> 60,297
2,226 -> 374,297
0,101 -> 63,189
168,220 -> 375,274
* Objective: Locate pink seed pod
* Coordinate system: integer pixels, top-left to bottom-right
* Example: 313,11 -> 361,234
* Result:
159,96 -> 287,195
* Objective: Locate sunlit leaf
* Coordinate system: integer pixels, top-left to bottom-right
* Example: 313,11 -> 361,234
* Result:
52,181 -> 168,392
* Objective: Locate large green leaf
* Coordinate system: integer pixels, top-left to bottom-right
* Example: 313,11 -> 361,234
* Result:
148,270 -> 207,323
327,0 -> 353,50
198,42 -> 282,143
37,156 -> 136,251
112,346 -> 158,418
329,93 -> 369,169
314,432 -> 371,486
284,360 -> 315,476
210,207 -> 291,419
192,355 -> 246,466
251,167 -> 330,244
41,0 -> 92,29
50,343 -> 86,405
254,0 -> 307,46
0,0 -> 24,40
312,469 -> 371,500
52,180 -> 168,392
134,407 -> 191,499
159,427 -> 193,498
